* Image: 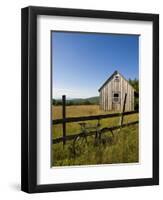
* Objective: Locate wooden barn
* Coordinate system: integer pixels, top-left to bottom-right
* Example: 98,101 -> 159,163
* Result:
98,71 -> 135,111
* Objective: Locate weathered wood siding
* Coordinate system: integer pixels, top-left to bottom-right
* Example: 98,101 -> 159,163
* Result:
99,73 -> 135,111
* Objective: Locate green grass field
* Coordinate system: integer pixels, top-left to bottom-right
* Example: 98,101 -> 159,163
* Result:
52,105 -> 139,166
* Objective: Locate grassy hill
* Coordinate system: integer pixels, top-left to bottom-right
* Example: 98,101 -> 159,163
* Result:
53,96 -> 99,105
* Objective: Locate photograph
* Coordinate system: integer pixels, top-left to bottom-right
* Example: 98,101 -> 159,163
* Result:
51,31 -> 139,167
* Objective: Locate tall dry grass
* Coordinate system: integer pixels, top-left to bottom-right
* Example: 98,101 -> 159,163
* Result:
52,105 -> 139,166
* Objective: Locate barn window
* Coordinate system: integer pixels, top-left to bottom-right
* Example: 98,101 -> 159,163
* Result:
113,92 -> 120,103
114,75 -> 119,82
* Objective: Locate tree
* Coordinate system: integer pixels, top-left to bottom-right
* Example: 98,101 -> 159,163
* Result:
83,100 -> 91,105
129,78 -> 139,92
129,78 -> 139,111
52,99 -> 56,105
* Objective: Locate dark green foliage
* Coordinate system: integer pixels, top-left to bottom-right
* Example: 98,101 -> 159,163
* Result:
134,96 -> 139,111
128,78 -> 139,111
128,78 -> 139,92
52,99 -> 62,105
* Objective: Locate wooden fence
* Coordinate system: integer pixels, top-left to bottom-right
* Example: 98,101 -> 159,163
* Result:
52,95 -> 139,145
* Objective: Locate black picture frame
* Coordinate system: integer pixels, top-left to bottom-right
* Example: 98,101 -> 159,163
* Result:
21,6 -> 159,193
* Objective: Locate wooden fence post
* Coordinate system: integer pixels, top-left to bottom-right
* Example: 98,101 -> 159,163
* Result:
62,95 -> 66,145
120,93 -> 127,126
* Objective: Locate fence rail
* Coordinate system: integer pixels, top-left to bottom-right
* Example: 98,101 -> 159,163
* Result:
53,120 -> 139,144
53,110 -> 138,125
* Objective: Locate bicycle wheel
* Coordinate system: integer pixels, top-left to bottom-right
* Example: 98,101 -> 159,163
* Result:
72,134 -> 87,155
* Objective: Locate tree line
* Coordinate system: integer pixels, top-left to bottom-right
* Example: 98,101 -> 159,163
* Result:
52,99 -> 99,106
128,78 -> 139,111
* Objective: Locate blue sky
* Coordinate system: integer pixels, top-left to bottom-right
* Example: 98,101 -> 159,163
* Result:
52,31 -> 139,99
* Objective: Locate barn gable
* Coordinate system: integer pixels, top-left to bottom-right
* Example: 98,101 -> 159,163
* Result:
98,70 -> 135,92
99,71 -> 135,111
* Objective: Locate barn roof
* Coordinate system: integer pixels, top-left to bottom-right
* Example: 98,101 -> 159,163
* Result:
98,70 -> 135,92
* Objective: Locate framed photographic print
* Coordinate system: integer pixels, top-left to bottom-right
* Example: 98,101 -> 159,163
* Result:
21,6 -> 159,193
